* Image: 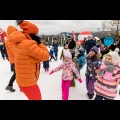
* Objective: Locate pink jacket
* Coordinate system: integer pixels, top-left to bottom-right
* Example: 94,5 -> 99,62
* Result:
95,63 -> 120,99
53,60 -> 81,80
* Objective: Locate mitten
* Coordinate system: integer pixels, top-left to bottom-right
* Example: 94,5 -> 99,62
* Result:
78,78 -> 82,83
29,34 -> 41,45
49,70 -> 54,75
97,69 -> 105,77
106,65 -> 116,72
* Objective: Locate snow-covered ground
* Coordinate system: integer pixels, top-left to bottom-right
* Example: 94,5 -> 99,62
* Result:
0,47 -> 120,100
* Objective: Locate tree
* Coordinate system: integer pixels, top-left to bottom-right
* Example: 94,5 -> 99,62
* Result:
106,20 -> 116,32
97,20 -> 109,32
101,20 -> 107,32
103,20 -> 120,34
112,20 -> 120,34
42,34 -> 45,40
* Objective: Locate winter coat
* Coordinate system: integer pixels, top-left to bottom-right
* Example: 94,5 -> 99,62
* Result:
9,31 -> 49,87
101,37 -> 105,44
53,60 -> 81,80
94,63 -> 120,99
52,42 -> 59,51
104,36 -> 114,47
109,44 -> 117,51
85,40 -> 96,54
5,26 -> 17,63
78,54 -> 86,71
66,39 -> 76,49
50,49 -> 54,56
85,56 -> 102,80
81,40 -> 87,49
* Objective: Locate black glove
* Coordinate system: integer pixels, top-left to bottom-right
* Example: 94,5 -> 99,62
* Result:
29,34 -> 41,45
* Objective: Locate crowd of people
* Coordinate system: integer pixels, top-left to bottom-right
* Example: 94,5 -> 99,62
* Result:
0,20 -> 120,100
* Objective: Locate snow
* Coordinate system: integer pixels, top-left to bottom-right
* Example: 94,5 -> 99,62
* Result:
0,47 -> 120,100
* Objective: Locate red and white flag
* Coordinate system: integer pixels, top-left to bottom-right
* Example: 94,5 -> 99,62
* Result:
72,31 -> 76,42
0,28 -> 7,42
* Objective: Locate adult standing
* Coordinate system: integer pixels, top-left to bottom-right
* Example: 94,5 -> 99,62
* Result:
9,20 -> 49,100
5,26 -> 18,92
85,36 -> 96,54
66,36 -> 76,59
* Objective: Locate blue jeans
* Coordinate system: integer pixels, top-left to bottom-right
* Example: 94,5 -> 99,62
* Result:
54,51 -> 58,57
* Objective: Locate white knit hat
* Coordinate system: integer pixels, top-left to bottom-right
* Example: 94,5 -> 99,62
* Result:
107,48 -> 120,63
64,50 -> 72,59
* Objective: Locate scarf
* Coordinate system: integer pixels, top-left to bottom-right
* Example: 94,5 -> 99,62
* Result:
98,61 -> 116,77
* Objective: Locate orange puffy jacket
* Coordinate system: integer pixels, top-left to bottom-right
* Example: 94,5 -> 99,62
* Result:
8,31 -> 49,87
5,26 -> 17,63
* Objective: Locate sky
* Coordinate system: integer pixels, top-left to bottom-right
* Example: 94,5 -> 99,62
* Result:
0,20 -> 103,35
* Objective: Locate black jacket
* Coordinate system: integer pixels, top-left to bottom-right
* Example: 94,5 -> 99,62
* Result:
66,39 -> 76,49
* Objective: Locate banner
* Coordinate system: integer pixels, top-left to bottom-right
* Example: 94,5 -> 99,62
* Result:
0,28 -> 7,42
72,31 -> 76,42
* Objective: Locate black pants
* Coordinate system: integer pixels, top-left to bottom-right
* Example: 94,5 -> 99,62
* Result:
95,94 -> 112,100
0,45 -> 8,60
71,53 -> 75,59
50,55 -> 56,61
43,60 -> 49,69
11,64 -> 14,72
8,64 -> 16,86
0,48 -> 5,59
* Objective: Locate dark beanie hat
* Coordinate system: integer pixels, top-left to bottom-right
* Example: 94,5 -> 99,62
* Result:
68,36 -> 72,39
90,46 -> 99,54
54,37 -> 57,40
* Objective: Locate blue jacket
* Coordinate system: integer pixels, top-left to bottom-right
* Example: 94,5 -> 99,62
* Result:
50,49 -> 54,56
78,55 -> 86,71
104,36 -> 114,47
85,40 -> 96,53
52,42 -> 59,51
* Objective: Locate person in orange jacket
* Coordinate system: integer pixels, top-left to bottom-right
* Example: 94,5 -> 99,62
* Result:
8,20 -> 49,100
5,26 -> 18,92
